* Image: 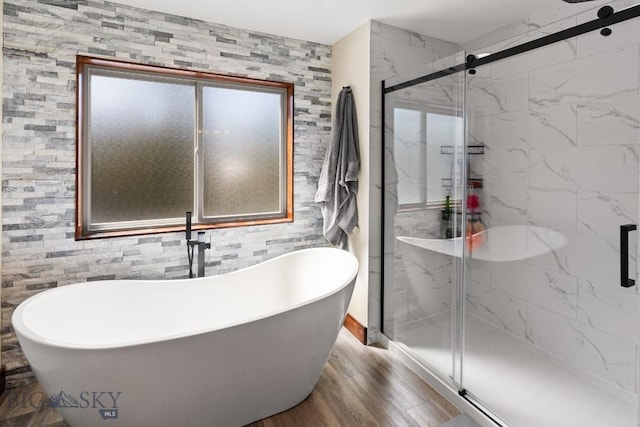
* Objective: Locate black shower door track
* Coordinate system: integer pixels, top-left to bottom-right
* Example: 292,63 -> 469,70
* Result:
383,3 -> 640,94
379,0 -> 640,376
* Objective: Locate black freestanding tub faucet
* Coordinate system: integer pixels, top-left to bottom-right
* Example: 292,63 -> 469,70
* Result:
186,211 -> 211,278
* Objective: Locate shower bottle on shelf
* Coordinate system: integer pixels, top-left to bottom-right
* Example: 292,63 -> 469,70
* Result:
466,192 -> 485,250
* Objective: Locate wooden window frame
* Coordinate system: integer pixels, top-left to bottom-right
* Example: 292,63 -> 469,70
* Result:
76,55 -> 294,240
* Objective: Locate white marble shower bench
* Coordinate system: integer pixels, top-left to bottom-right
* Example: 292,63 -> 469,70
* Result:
397,225 -> 568,262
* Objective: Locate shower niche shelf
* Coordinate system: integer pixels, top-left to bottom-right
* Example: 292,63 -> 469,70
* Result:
440,145 -> 485,155
442,178 -> 483,189
441,144 -> 484,189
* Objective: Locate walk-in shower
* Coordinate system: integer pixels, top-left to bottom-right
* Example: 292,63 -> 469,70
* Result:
381,2 -> 640,426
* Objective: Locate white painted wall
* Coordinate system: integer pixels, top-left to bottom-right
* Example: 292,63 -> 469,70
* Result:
331,22 -> 372,327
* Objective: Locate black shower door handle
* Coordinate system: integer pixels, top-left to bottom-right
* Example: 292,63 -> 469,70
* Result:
620,224 -> 637,288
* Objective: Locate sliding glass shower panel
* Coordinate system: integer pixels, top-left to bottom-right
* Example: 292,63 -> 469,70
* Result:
461,4 -> 640,426
382,52 -> 466,386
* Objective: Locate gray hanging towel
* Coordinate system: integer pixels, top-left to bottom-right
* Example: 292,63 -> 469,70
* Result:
315,86 -> 360,248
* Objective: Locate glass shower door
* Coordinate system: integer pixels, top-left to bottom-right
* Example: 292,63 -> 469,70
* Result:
382,52 -> 466,387
461,6 -> 640,426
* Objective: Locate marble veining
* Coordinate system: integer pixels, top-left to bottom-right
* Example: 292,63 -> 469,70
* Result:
577,95 -> 640,147
466,286 -> 528,339
526,304 -> 636,392
577,278 -> 639,344
528,46 -> 639,109
577,191 -> 637,240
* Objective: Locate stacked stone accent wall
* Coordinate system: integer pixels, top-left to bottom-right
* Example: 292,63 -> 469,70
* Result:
2,0 -> 332,387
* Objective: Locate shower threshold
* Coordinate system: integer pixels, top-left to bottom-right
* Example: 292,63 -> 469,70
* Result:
390,314 -> 635,427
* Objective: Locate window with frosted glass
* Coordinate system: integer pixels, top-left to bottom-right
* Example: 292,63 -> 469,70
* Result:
76,56 -> 293,239
394,108 -> 425,206
393,106 -> 462,208
89,75 -> 195,224
202,86 -> 283,218
426,113 -> 463,202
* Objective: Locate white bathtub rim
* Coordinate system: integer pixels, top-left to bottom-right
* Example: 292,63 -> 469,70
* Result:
12,247 -> 358,351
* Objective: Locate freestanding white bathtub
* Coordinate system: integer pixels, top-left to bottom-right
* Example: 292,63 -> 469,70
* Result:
12,247 -> 358,427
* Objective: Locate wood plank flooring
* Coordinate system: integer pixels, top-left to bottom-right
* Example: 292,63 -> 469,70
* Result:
0,328 -> 460,426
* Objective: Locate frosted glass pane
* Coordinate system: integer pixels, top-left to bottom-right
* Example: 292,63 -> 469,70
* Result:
426,113 -> 463,203
202,86 -> 282,217
89,74 -> 194,223
394,108 -> 425,205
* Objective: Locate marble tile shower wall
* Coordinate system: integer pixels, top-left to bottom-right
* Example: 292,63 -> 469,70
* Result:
380,57 -> 462,332
389,211 -> 453,328
1,1 -> 331,387
371,22 -> 459,341
384,70 -> 482,333
466,4 -> 640,394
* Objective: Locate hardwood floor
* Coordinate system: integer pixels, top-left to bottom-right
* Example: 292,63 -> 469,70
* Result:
0,381 -> 67,427
0,328 -> 460,426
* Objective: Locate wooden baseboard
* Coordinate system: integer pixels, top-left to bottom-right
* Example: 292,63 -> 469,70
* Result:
343,313 -> 367,345
0,366 -> 5,396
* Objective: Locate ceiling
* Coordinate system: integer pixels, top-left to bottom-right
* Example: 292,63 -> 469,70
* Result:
115,0 -> 588,45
